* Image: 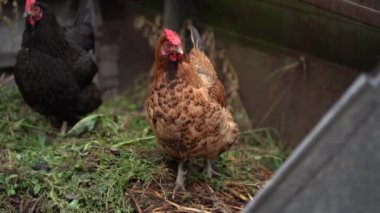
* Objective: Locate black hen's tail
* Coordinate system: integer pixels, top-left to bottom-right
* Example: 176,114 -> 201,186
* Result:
186,21 -> 204,52
73,0 -> 96,27
65,0 -> 99,51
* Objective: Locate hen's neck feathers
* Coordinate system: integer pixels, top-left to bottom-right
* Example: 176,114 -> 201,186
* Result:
154,36 -> 201,88
22,12 -> 77,59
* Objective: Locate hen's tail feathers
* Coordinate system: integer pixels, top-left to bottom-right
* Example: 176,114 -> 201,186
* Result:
73,0 -> 96,28
186,21 -> 204,52
65,0 -> 100,51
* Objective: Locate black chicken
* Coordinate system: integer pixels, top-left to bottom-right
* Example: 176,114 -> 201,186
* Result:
14,0 -> 102,133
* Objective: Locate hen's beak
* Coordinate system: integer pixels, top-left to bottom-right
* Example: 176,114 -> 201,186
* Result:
176,47 -> 183,55
23,11 -> 30,18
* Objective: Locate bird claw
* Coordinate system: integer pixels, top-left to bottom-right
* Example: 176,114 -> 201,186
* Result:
204,159 -> 222,179
205,167 -> 222,179
172,161 -> 187,199
172,181 -> 186,199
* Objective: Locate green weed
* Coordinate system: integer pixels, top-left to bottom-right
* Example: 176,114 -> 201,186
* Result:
0,86 -> 288,212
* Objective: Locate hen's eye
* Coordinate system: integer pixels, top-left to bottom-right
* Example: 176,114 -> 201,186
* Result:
164,42 -> 170,49
31,5 -> 41,13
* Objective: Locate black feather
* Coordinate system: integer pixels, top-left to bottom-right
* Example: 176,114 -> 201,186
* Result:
64,0 -> 97,51
14,1 -> 101,126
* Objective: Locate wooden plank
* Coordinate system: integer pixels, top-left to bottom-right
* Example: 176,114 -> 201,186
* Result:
302,0 -> 380,28
197,0 -> 380,70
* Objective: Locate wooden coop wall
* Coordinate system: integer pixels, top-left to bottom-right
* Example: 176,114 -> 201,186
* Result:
96,0 -> 380,146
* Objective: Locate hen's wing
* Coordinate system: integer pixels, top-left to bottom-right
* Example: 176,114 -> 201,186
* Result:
74,83 -> 102,116
208,78 -> 226,107
15,48 -> 101,123
187,24 -> 226,107
64,22 -> 95,52
70,51 -> 98,88
14,49 -> 80,113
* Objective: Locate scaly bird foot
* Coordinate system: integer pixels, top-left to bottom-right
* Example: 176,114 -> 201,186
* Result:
204,159 -> 222,179
172,160 -> 187,199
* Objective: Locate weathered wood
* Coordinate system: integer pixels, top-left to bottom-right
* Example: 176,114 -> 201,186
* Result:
303,0 -> 380,28
97,45 -> 119,99
195,0 -> 380,70
244,66 -> 380,213
163,0 -> 185,32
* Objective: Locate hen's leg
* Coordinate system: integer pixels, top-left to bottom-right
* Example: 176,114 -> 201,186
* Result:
60,121 -> 68,135
172,160 -> 186,199
204,159 -> 221,178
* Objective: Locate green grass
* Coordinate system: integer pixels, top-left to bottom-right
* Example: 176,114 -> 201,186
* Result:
0,86 -> 289,212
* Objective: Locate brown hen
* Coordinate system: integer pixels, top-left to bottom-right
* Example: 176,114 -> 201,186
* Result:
145,25 -> 239,196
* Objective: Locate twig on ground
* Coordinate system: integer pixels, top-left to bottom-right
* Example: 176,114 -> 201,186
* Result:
0,75 -> 14,87
112,136 -> 155,148
156,191 -> 211,213
223,187 -> 249,202
128,189 -> 142,213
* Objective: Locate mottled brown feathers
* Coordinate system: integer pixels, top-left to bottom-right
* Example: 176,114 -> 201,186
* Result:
188,48 -> 226,107
145,30 -> 238,160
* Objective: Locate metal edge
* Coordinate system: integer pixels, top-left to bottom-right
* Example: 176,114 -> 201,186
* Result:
243,74 -> 370,212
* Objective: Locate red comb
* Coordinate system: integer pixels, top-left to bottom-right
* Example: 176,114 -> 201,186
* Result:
163,29 -> 181,45
25,0 -> 36,12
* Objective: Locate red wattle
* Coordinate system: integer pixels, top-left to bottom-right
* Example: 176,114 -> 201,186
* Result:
169,54 -> 177,62
28,16 -> 36,26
